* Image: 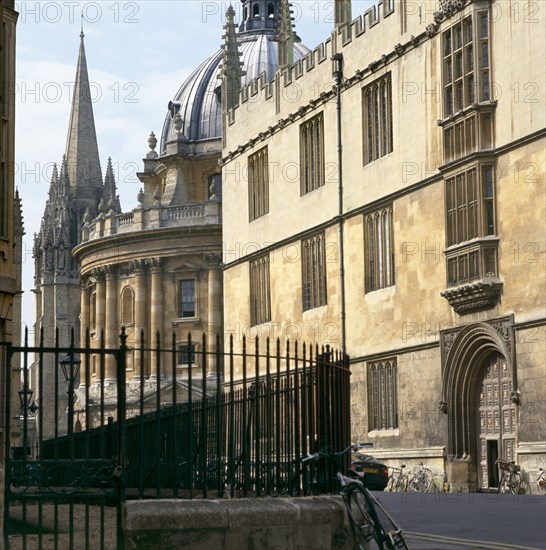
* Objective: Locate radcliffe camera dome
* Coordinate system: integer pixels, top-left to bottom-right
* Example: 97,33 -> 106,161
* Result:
160,3 -> 310,152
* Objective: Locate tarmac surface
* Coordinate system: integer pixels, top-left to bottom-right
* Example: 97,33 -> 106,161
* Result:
373,491 -> 546,550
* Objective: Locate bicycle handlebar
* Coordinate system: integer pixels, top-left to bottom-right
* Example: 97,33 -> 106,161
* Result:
301,443 -> 367,464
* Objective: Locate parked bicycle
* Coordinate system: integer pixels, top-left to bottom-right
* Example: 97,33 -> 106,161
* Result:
385,465 -> 408,492
300,446 -> 409,549
407,462 -> 433,492
496,459 -> 530,494
537,467 -> 546,494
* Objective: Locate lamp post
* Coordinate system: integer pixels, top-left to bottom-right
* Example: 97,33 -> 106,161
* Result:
60,353 -> 81,436
18,384 -> 33,458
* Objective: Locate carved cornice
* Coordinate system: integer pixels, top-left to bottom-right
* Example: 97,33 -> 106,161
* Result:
89,267 -> 105,282
80,277 -> 91,291
204,253 -> 222,268
104,265 -> 118,281
441,277 -> 503,315
147,258 -> 163,274
425,22 -> 439,37
437,0 -> 471,20
130,259 -> 147,276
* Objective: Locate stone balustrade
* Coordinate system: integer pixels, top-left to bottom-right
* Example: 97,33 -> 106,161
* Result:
82,201 -> 221,242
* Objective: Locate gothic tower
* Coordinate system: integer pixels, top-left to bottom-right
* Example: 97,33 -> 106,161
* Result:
32,32 -> 116,438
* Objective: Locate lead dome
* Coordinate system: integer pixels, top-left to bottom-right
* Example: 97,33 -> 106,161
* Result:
160,0 -> 310,151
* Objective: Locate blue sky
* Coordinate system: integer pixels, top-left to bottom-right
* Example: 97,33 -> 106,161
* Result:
15,0 -> 374,334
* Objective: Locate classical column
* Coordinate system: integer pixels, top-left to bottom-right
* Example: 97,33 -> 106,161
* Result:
148,258 -> 164,379
79,277 -> 90,386
95,269 -> 106,345
132,260 -> 147,376
205,254 -> 223,379
93,269 -> 106,386
104,265 -> 118,382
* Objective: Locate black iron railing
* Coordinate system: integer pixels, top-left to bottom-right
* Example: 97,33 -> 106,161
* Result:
4,328 -> 351,549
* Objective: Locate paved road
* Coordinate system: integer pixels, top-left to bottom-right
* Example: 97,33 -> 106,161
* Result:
372,491 -> 546,549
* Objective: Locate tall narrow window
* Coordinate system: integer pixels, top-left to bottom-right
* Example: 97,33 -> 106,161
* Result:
179,279 -> 196,318
250,255 -> 271,326
440,11 -> 494,164
443,12 -> 490,117
300,113 -> 325,195
121,286 -> 134,325
363,73 -> 392,165
368,359 -> 398,431
248,147 -> 269,221
90,291 -> 97,330
0,122 -> 7,237
365,206 -> 394,292
444,164 -> 497,287
302,233 -> 327,311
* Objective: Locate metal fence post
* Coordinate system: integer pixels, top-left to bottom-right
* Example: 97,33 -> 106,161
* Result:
117,326 -> 127,550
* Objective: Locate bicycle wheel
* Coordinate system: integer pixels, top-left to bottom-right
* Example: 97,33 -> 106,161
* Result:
498,474 -> 509,494
408,474 -> 421,492
516,478 -> 531,495
364,490 -> 410,550
385,477 -> 394,492
420,468 -> 432,493
346,484 -> 384,549
395,475 -> 407,492
538,474 -> 546,494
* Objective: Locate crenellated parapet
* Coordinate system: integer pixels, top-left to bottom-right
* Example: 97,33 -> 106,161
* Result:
222,0 -> 482,160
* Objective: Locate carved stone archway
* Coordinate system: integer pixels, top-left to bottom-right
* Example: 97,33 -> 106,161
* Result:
439,316 -> 516,490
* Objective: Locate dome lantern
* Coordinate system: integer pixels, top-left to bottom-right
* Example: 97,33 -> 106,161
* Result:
239,0 -> 279,34
159,0 -> 309,152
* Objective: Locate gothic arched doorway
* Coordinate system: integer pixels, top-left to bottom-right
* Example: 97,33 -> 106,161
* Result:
477,352 -> 516,490
441,318 -> 517,492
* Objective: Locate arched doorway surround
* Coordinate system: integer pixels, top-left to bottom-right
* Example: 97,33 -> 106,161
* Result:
440,316 -> 517,489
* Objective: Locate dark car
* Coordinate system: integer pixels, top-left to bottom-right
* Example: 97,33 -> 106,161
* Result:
350,452 -> 389,491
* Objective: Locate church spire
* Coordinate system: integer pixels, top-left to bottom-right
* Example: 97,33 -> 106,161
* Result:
277,0 -> 295,68
59,154 -> 71,196
103,157 -> 117,200
220,5 -> 246,112
64,30 -> 102,192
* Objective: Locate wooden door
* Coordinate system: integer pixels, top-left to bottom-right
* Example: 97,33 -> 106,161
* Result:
478,353 -> 515,489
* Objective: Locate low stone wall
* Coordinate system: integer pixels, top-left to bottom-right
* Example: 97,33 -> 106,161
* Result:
123,496 -> 356,550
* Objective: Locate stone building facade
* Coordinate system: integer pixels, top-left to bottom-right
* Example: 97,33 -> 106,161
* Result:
32,32 -> 118,437
0,0 -> 22,458
221,0 -> 545,491
66,0 -> 310,425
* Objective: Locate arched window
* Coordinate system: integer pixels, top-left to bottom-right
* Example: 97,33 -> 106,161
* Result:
253,3 -> 260,17
268,3 -> 275,18
121,286 -> 134,325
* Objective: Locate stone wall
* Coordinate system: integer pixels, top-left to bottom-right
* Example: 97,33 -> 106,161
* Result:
123,497 -> 357,550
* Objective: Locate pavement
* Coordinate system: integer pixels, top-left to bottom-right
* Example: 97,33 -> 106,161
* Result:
372,491 -> 546,550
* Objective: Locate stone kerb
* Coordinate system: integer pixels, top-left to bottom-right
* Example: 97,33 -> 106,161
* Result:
123,496 -> 357,550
